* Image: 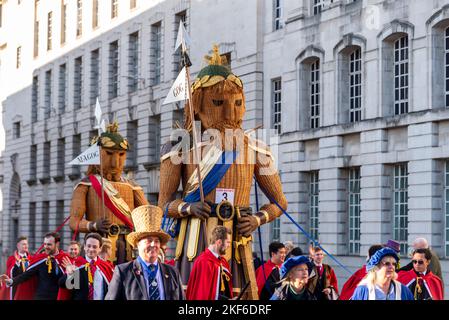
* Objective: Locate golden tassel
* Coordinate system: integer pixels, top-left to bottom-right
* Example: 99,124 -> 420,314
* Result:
21,258 -> 26,272
45,256 -> 52,274
85,263 -> 93,284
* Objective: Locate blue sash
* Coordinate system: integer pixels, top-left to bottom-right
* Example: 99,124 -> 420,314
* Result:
162,151 -> 237,238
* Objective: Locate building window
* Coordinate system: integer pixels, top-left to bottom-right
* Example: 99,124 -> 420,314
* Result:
76,0 -> 82,37
58,63 -> 67,113
444,28 -> 449,108
90,49 -> 100,104
56,200 -> 64,247
310,59 -> 320,129
130,0 -> 137,9
149,115 -> 160,163
32,76 -> 38,122
74,56 -> 83,109
313,0 -> 323,15
92,0 -> 98,28
394,36 -> 409,115
309,171 -> 319,241
393,163 -> 408,255
42,201 -> 50,234
47,11 -> 52,50
43,142 -> 51,179
111,0 -> 118,19
444,161 -> 449,257
29,202 -> 36,249
30,145 -> 37,180
126,120 -> 138,170
349,48 -> 362,122
34,20 -> 39,57
273,0 -> 283,31
348,168 -> 361,255
151,22 -> 162,85
128,32 -> 139,93
60,3 -> 66,44
71,134 -> 81,177
13,122 -> 20,139
45,70 -> 52,119
271,218 -> 281,242
271,78 -> 282,134
16,46 -> 21,68
56,138 -> 65,177
109,41 -> 119,99
173,12 -> 186,76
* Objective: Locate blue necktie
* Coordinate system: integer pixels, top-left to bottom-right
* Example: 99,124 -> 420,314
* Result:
147,264 -> 160,300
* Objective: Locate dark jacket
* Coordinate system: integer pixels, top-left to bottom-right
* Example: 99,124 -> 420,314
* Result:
105,259 -> 185,300
260,268 -> 280,300
12,258 -> 63,300
58,266 -> 109,300
270,283 -> 316,300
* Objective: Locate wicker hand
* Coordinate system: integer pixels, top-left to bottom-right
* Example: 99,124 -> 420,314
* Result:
189,202 -> 211,220
93,218 -> 112,234
237,215 -> 259,237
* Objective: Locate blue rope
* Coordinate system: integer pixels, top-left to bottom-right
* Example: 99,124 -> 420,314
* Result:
254,178 -> 267,285
254,179 -> 352,275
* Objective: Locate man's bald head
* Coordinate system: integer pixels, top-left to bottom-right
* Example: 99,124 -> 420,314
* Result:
412,238 -> 429,250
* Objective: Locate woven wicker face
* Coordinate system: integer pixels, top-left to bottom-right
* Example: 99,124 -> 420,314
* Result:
194,80 -> 246,131
101,148 -> 126,181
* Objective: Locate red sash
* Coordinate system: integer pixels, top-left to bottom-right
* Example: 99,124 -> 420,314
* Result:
88,175 -> 134,230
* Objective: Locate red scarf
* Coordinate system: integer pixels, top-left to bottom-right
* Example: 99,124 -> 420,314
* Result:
397,269 -> 444,300
14,251 -> 68,300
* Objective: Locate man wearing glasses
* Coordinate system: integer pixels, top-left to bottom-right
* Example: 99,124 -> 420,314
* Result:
398,248 -> 444,300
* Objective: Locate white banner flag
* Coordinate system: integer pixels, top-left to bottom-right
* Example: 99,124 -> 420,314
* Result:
69,144 -> 100,165
95,98 -> 106,134
163,67 -> 189,105
175,20 -> 191,52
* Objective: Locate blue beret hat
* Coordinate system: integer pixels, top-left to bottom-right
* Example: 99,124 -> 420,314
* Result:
366,247 -> 399,272
280,255 -> 309,279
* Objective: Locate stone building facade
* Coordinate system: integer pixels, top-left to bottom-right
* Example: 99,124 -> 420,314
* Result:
2,0 -> 449,295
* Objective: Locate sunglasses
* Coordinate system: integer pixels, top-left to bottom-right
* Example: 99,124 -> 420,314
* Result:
412,260 -> 425,265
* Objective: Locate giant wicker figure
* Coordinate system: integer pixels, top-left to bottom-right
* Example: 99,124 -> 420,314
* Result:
69,122 -> 149,264
158,46 -> 287,299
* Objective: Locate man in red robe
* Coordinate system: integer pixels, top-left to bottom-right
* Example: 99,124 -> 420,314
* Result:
59,233 -> 113,300
255,241 -> 286,299
186,226 -> 233,300
398,248 -> 444,300
339,244 -> 384,300
0,232 -> 68,300
0,236 -> 31,300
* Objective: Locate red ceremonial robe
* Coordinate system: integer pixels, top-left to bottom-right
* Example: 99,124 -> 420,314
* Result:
0,251 -> 31,300
339,265 -> 367,300
186,249 -> 233,300
57,256 -> 114,300
14,251 -> 68,300
397,269 -> 444,300
255,260 -> 280,296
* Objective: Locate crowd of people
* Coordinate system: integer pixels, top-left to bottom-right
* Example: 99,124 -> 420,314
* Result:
0,213 -> 445,301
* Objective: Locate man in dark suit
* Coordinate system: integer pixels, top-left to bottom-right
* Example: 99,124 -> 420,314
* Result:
105,205 -> 184,300
59,233 -> 113,300
0,233 -> 66,300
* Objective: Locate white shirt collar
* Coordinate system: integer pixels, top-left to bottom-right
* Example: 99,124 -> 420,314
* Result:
208,248 -> 220,259
85,256 -> 98,263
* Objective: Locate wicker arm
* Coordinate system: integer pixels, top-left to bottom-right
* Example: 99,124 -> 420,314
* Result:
253,152 -> 287,227
157,156 -> 184,218
69,184 -> 92,233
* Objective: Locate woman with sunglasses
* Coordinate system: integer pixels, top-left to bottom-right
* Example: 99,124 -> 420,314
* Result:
351,248 -> 413,300
397,248 -> 444,300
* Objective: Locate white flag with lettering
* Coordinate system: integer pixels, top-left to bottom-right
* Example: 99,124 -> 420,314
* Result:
175,20 -> 191,52
69,144 -> 100,165
163,67 -> 189,105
